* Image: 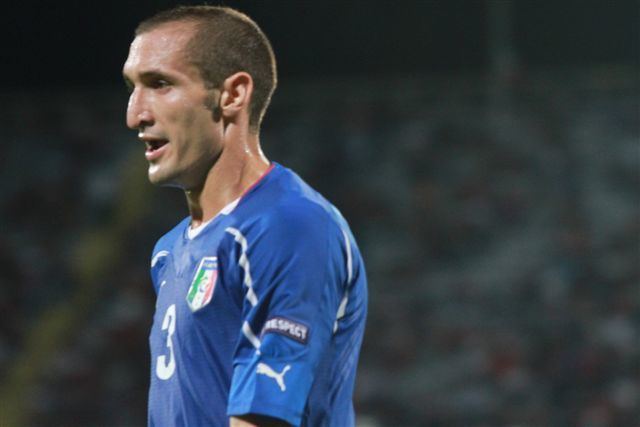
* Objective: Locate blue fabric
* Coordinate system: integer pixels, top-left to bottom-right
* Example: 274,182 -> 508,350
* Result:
147,163 -> 367,426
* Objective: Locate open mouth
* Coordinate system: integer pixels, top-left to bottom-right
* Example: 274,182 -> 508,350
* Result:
144,138 -> 170,161
146,139 -> 169,152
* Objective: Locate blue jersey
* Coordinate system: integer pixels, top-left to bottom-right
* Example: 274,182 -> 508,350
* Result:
147,163 -> 368,426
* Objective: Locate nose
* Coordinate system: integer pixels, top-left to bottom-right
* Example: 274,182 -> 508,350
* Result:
126,88 -> 154,130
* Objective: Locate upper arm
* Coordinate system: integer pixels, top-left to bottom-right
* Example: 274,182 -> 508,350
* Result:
225,205 -> 349,425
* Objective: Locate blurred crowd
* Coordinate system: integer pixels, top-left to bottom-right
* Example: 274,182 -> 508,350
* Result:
1,67 -> 638,426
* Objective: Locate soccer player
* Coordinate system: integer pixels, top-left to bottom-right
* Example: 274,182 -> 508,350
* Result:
122,6 -> 368,426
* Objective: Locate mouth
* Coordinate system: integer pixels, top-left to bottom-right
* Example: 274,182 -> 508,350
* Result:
140,135 -> 170,161
145,139 -> 169,152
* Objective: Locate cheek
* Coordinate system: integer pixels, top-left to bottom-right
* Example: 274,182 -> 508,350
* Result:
166,95 -> 210,130
158,91 -> 219,149
187,104 -> 220,141
173,107 -> 219,158
163,97 -> 196,128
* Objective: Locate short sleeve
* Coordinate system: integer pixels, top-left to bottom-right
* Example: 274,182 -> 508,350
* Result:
225,205 -> 346,426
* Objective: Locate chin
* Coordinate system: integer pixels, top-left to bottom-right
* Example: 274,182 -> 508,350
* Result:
148,165 -> 172,186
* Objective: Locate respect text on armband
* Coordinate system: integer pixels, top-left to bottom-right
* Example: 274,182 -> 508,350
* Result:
261,316 -> 309,344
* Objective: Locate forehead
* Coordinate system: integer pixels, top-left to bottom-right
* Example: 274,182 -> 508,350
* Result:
123,21 -> 198,77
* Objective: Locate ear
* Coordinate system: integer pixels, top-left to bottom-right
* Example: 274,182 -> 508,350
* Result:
219,72 -> 253,123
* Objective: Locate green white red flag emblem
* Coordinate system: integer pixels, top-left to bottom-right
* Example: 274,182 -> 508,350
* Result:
186,257 -> 218,311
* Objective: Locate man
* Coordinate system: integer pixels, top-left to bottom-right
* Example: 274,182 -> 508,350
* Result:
122,5 -> 368,426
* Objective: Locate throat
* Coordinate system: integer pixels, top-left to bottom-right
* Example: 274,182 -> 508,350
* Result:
187,216 -> 214,239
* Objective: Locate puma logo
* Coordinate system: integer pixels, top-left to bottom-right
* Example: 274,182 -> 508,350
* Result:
256,362 -> 291,392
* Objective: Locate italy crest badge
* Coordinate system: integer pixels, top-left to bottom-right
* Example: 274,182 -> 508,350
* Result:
186,257 -> 218,312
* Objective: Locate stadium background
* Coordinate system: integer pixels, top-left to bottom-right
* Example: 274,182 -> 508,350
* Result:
1,1 -> 638,426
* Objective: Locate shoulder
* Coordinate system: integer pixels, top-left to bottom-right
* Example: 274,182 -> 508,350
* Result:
267,195 -> 334,231
227,166 -> 346,251
249,186 -> 339,246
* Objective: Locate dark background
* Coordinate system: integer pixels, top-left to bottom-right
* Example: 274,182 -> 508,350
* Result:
2,0 -> 638,88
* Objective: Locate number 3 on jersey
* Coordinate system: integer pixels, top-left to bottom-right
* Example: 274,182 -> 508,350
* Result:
156,304 -> 176,380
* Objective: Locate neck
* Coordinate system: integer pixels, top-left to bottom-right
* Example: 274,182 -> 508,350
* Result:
185,132 -> 270,227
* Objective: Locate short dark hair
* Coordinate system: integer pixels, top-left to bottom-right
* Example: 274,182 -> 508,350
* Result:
136,5 -> 277,133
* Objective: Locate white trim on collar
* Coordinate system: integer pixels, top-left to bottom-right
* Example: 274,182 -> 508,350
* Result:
187,197 -> 240,240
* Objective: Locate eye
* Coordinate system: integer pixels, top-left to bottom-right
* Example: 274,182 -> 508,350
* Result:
151,79 -> 171,89
123,78 -> 134,94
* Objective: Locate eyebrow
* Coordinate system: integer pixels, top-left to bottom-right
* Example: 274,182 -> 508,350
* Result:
140,70 -> 171,80
122,69 -> 173,86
